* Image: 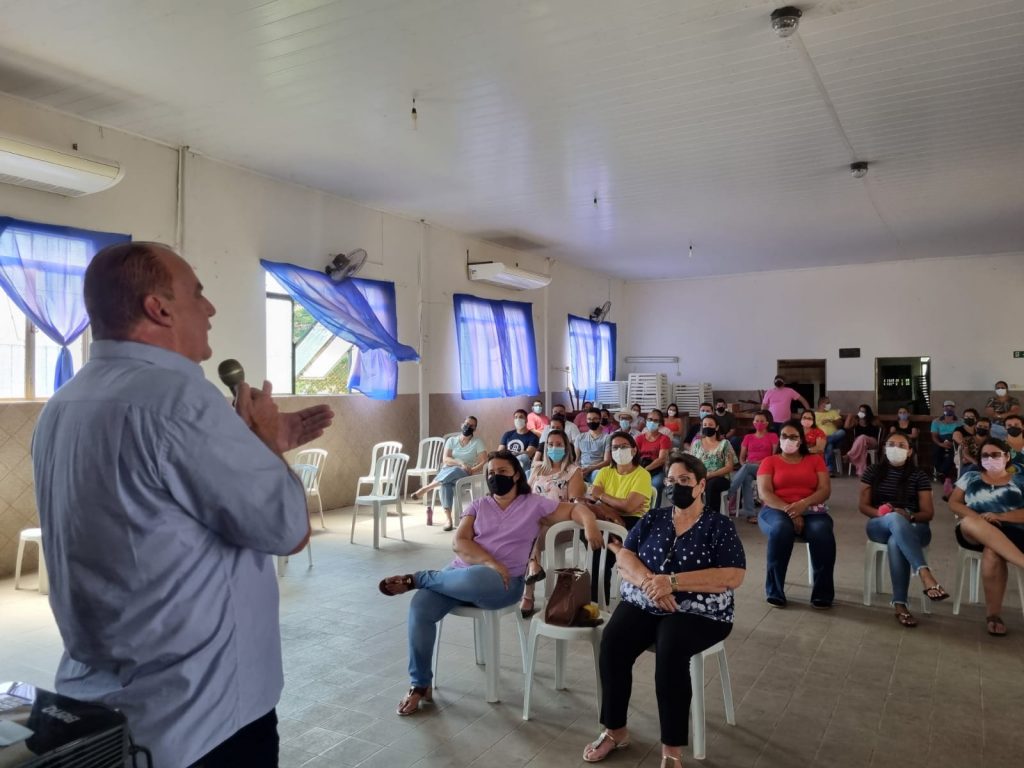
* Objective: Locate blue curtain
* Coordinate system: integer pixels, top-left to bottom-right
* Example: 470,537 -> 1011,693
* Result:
453,293 -> 539,400
259,260 -> 418,400
568,314 -> 617,399
0,217 -> 130,390
348,278 -> 399,400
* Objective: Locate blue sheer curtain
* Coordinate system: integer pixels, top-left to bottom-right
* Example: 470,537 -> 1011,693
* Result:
260,260 -> 418,400
568,314 -> 617,399
0,217 -> 130,390
348,278 -> 399,399
453,293 -> 538,400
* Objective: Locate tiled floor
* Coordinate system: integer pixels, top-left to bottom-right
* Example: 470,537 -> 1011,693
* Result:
3,476 -> 1023,767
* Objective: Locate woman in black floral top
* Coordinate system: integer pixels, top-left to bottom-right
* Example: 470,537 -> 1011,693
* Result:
582,452 -> 745,767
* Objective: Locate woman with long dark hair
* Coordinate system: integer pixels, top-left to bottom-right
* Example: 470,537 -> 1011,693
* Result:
844,404 -> 878,478
859,432 -> 947,627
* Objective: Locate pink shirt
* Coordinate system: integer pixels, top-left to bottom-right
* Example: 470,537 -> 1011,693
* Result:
527,412 -> 550,433
742,431 -> 779,463
451,494 -> 559,577
762,387 -> 802,424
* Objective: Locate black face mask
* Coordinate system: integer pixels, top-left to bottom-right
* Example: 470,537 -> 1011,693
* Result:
701,426 -> 717,437
461,425 -> 475,436
963,417 -> 977,427
587,421 -> 601,431
774,379 -> 784,387
715,406 -> 726,414
975,428 -> 990,437
487,473 -> 516,496
1007,426 -> 1023,438
667,483 -> 700,509
601,418 -> 609,426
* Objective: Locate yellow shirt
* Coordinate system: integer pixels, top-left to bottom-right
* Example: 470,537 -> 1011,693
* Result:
594,465 -> 653,516
816,408 -> 841,436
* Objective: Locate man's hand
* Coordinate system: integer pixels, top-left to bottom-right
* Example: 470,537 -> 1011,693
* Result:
235,381 -> 282,454
277,403 -> 335,454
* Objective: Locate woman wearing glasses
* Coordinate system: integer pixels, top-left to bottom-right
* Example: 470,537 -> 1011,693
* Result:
756,419 -> 834,608
859,432 -> 948,628
582,452 -> 745,767
949,437 -> 1024,636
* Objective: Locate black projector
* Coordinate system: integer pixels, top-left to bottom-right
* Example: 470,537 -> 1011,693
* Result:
0,682 -> 130,767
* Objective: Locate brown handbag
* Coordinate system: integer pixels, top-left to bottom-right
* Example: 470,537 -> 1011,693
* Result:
543,568 -> 592,626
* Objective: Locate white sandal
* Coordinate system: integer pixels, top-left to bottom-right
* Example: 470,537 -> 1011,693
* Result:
582,730 -> 630,763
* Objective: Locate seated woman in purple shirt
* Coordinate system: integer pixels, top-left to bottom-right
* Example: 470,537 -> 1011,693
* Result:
379,449 -> 603,716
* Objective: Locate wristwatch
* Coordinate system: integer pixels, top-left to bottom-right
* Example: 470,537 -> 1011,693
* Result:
669,574 -> 679,591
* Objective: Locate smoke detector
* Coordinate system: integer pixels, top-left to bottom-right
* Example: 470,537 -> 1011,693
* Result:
770,6 -> 803,38
850,161 -> 869,179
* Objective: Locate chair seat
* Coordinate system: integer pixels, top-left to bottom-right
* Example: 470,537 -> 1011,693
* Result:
20,528 -> 42,542
355,494 -> 400,504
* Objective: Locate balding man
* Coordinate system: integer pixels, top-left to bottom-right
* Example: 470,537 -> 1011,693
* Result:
31,242 -> 333,768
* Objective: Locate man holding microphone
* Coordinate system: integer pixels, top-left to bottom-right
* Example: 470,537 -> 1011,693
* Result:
31,242 -> 333,767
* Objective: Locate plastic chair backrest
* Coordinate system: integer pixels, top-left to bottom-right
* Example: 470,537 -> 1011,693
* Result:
372,452 -> 410,498
291,463 -> 319,492
368,440 -> 402,475
294,448 -> 327,490
544,519 -> 628,607
415,437 -> 447,471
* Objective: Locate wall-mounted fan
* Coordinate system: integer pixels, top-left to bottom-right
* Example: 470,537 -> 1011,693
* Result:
325,248 -> 367,282
589,301 -> 611,323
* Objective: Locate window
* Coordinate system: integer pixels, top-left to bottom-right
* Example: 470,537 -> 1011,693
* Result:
568,314 -> 616,395
453,294 -> 539,400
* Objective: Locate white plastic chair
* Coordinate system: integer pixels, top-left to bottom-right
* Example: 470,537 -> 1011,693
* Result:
522,520 -> 627,721
953,546 -> 1024,618
351,452 -> 409,549
292,447 -> 328,528
14,528 -> 48,595
277,464 -> 318,575
862,540 -> 930,614
432,602 -> 528,704
644,641 -> 735,761
355,441 -> 403,497
405,437 -> 446,501
452,473 -> 488,525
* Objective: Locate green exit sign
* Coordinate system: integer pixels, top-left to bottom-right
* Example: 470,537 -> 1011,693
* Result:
1016,351 -> 1024,358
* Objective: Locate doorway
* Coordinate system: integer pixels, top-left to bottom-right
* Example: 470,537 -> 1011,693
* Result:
776,359 -> 826,412
876,356 -> 931,415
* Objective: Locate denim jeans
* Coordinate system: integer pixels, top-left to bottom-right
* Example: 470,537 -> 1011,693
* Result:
433,466 -> 469,509
650,469 -> 665,507
825,430 -> 846,471
758,507 -> 836,604
729,463 -> 760,517
866,516 -> 932,606
407,565 -> 525,687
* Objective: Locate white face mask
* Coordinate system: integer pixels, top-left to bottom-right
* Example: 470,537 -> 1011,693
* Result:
885,446 -> 909,465
857,411 -> 867,419
982,456 -> 1007,473
514,418 -> 526,429
612,447 -> 634,466
780,437 -> 800,455
996,388 -> 1008,397
821,403 -> 830,410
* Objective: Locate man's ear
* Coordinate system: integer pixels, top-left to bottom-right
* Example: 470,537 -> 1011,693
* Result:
141,293 -> 173,328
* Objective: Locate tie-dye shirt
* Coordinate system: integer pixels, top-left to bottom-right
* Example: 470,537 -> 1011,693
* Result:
955,470 -> 1024,530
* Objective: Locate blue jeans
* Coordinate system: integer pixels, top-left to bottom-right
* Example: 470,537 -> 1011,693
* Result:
408,566 -> 525,687
433,466 -> 469,509
650,469 -> 665,507
866,516 -> 932,606
729,463 -> 760,517
758,507 -> 836,604
825,430 -> 846,471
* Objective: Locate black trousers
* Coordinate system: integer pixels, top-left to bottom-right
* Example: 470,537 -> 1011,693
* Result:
591,515 -> 642,603
188,709 -> 279,768
599,602 -> 732,747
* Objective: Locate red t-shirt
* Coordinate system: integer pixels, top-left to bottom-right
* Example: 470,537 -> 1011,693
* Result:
803,427 -> 827,448
757,454 -> 827,504
741,431 -> 778,463
637,432 -> 671,463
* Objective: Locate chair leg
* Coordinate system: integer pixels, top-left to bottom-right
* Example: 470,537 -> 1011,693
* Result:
372,502 -> 381,550
14,538 -> 26,590
863,547 -> 875,607
806,545 -> 813,587
953,551 -> 967,615
397,499 -> 406,542
515,615 -> 529,674
306,538 -> 314,569
277,556 -> 287,577
969,557 -> 980,603
522,623 -> 539,721
38,550 -> 48,595
718,650 -> 735,726
349,501 -> 359,544
432,619 -> 444,688
554,639 -> 567,690
473,618 -> 485,665
690,653 -> 707,761
590,631 -> 603,718
316,492 -> 325,529
484,612 -> 501,703
1015,566 -> 1024,620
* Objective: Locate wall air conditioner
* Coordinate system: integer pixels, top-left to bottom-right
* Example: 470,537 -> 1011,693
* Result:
467,261 -> 551,291
0,135 -> 125,197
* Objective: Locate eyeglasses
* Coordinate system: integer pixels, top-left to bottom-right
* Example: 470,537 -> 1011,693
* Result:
780,434 -> 800,441
884,442 -> 908,449
980,452 -> 1005,459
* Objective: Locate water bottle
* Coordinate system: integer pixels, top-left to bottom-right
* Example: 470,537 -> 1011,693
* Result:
426,506 -> 433,526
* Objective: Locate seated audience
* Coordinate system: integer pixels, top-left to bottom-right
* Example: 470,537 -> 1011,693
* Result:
816,395 -> 844,475
1004,415 -> 1024,471
889,406 -> 919,441
499,409 -> 539,473
600,408 -> 616,433
985,380 -> 1020,439
930,400 -> 961,495
844,404 -> 879,478
859,432 -> 947,628
412,416 -> 487,531
574,400 -> 595,431
687,414 -> 737,511
800,411 -> 827,455
630,403 -> 645,432
953,411 -> 987,477
762,375 -> 810,431
949,438 -> 1024,636
549,403 -> 581,442
757,420 -> 834,608
729,410 -> 778,523
663,403 -> 684,448
380,450 -> 602,715
684,403 -> 714,446
714,398 -> 741,456
582,453 -> 744,767
616,410 -> 639,436
540,412 -> 579,446
527,399 -> 550,438
636,409 -> 672,506
520,431 -> 586,617
575,408 -> 612,482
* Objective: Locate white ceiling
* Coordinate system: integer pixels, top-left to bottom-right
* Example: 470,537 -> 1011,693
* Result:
0,0 -> 1022,279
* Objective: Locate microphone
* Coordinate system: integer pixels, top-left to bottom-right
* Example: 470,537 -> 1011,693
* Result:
217,359 -> 245,395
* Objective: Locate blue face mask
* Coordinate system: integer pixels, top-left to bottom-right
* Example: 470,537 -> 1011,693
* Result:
646,420 -> 659,432
546,446 -> 566,463
619,419 -> 632,431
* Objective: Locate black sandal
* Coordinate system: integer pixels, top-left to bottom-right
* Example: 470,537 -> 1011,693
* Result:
894,605 -> 918,628
396,686 -> 432,716
923,584 -> 950,601
379,574 -> 416,596
986,615 -> 1007,637
524,558 -> 547,585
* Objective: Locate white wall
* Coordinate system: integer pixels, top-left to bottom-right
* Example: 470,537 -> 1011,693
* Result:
620,253 -> 1024,392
